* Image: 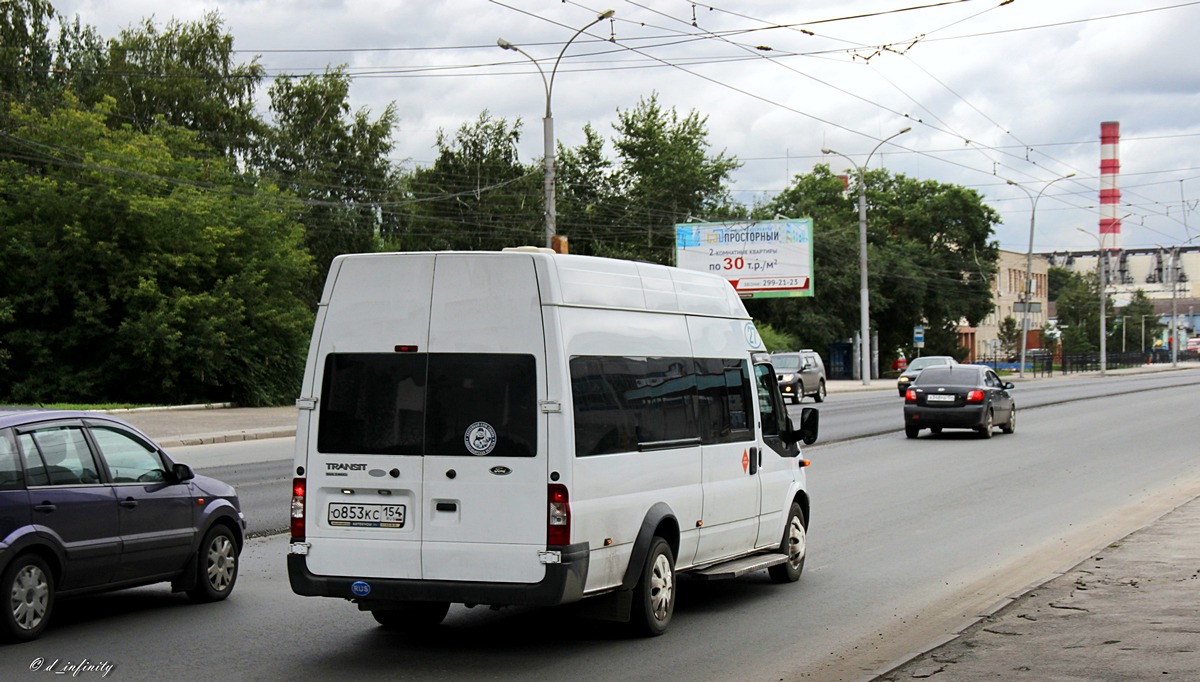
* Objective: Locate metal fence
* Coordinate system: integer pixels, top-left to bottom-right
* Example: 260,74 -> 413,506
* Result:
975,349 -> 1200,376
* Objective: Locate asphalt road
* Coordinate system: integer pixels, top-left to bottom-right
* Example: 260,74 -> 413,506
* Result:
4,370 -> 1197,681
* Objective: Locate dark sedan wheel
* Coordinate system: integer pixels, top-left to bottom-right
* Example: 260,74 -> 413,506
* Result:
1001,405 -> 1016,434
978,409 -> 994,439
905,425 -> 920,439
2,554 -> 54,642
187,525 -> 239,603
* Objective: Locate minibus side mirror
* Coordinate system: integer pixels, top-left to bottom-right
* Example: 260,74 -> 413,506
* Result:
781,408 -> 819,447
798,407 -> 818,445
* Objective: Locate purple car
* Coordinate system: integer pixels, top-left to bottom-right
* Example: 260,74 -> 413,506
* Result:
0,409 -> 245,642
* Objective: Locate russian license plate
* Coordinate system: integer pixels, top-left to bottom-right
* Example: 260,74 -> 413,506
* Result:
327,502 -> 406,528
926,394 -> 956,403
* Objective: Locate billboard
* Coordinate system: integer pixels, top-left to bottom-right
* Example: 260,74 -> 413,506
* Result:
675,218 -> 814,298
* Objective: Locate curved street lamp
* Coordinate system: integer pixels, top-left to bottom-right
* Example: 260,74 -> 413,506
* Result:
1006,173 -> 1075,377
822,126 -> 911,386
498,9 -> 615,249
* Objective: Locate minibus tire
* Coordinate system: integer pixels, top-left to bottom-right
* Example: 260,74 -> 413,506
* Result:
629,537 -> 675,637
372,601 -> 451,630
768,504 -> 807,583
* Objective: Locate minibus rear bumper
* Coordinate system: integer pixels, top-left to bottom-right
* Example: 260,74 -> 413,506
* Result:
287,541 -> 589,607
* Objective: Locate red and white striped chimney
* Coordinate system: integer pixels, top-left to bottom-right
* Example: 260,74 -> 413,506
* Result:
1099,121 -> 1121,250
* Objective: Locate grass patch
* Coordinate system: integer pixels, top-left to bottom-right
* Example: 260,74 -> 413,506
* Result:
26,403 -> 159,411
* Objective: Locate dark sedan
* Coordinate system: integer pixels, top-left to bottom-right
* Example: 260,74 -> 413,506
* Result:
902,365 -> 1016,439
0,410 -> 245,642
896,355 -> 958,396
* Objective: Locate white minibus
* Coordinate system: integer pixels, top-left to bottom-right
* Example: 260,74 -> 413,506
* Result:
288,250 -> 818,636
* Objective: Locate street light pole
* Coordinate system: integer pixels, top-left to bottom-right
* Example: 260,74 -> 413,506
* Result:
822,127 -> 911,386
498,9 -> 615,250
1006,173 -> 1075,378
1154,243 -> 1182,367
1169,246 -> 1179,367
1077,228 -> 1107,376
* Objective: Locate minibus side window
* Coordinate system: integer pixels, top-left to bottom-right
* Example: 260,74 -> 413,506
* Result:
571,356 -> 753,456
571,356 -> 700,456
754,363 -> 787,438
694,358 -> 755,444
755,362 -> 796,456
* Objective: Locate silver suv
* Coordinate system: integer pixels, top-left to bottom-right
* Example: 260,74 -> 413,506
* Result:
772,350 -> 827,404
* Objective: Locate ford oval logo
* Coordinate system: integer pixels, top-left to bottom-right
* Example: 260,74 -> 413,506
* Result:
351,581 -> 371,597
490,466 -> 512,476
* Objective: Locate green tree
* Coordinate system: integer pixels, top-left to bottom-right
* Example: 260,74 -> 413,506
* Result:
997,316 -> 1021,359
397,111 -> 541,252
1054,271 -> 1111,353
1116,288 -> 1157,351
1047,266 -> 1072,302
754,165 -> 999,363
587,94 -> 740,263
260,67 -> 398,296
0,0 -> 55,102
756,323 -> 799,353
0,1 -> 103,114
0,96 -> 313,405
750,165 -> 859,354
870,172 -> 999,357
97,12 -> 266,157
557,102 -> 746,262
556,123 -> 622,254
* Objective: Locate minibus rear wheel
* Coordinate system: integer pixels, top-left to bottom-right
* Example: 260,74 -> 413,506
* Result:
629,537 -> 675,637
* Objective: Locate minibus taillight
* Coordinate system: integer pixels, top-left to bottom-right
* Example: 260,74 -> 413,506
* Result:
547,484 -> 571,546
290,477 -> 306,540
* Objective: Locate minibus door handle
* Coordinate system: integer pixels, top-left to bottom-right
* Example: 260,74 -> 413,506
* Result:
748,447 -> 760,475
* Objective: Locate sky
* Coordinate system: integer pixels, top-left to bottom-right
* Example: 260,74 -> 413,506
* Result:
47,0 -> 1200,254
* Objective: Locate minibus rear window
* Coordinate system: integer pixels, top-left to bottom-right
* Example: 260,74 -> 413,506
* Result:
317,353 -> 536,457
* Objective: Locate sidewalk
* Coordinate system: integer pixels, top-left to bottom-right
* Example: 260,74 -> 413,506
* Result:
115,404 -> 296,448
875,494 -> 1200,681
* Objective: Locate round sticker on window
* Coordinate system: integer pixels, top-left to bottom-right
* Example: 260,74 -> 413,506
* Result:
464,422 -> 498,456
744,322 -> 763,349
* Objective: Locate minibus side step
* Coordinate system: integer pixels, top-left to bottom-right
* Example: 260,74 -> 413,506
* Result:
689,553 -> 789,580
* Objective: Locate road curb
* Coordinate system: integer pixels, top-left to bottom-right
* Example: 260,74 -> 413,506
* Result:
156,426 -> 296,448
